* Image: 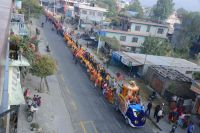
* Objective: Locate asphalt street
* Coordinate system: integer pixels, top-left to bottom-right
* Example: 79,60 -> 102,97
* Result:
41,20 -> 154,133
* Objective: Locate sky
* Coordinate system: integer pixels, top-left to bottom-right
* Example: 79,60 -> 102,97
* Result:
139,0 -> 200,12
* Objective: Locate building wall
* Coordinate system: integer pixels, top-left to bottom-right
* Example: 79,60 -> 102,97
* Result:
145,67 -> 194,99
0,0 -> 12,106
130,23 -> 168,38
105,32 -> 145,50
79,8 -> 105,22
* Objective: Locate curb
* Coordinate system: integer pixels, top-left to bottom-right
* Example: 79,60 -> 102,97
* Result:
148,117 -> 163,131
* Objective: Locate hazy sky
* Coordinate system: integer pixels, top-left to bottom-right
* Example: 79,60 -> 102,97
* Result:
139,0 -> 200,12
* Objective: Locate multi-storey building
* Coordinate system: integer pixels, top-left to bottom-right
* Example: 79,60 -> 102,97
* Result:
74,3 -> 107,24
103,17 -> 169,52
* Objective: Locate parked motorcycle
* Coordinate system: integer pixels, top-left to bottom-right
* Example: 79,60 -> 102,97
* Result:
148,91 -> 157,101
46,45 -> 50,52
26,98 -> 38,122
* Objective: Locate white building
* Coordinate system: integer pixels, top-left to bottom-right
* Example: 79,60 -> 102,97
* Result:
166,11 -> 181,34
103,18 -> 169,52
74,4 -> 107,23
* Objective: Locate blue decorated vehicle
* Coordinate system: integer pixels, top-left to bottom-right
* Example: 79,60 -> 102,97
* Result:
115,80 -> 146,127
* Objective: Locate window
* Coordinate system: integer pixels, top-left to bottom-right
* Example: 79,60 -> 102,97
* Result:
146,25 -> 151,32
120,36 -> 126,41
132,37 -> 138,43
157,28 -> 164,34
82,10 -> 87,14
98,12 -> 102,17
135,25 -> 141,31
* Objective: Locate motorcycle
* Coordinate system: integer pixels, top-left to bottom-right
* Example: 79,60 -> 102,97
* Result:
148,91 -> 157,101
26,98 -> 39,122
46,45 -> 50,52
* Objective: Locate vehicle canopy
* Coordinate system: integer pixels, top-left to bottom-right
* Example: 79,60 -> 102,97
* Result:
126,103 -> 146,127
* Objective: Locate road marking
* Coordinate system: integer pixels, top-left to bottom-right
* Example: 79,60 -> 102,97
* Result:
61,74 -> 65,81
81,121 -> 98,133
90,121 -> 98,133
71,100 -> 77,110
66,87 -> 71,95
80,121 -> 87,133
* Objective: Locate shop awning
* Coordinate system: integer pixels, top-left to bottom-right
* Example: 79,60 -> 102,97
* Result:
9,56 -> 30,67
8,67 -> 25,105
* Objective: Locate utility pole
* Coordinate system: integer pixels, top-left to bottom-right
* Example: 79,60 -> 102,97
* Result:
54,0 -> 56,15
97,36 -> 101,54
29,5 -> 31,37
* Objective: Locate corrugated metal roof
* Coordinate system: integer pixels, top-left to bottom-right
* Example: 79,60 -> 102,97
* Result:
115,52 -> 200,71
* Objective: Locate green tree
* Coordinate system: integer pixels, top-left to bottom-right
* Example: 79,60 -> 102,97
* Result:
126,0 -> 143,18
152,0 -> 174,20
21,0 -> 43,20
30,56 -> 57,91
95,0 -> 117,17
141,37 -> 172,56
176,8 -> 188,17
174,12 -> 200,57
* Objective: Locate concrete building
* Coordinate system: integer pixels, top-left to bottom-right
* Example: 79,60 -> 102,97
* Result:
103,18 -> 169,52
10,13 -> 28,36
74,3 -> 107,24
0,0 -> 13,132
145,65 -> 194,99
166,11 -> 181,34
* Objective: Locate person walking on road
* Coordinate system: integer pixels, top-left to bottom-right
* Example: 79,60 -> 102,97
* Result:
157,109 -> 163,123
145,101 -> 152,116
170,123 -> 177,133
154,105 -> 160,118
187,122 -> 194,133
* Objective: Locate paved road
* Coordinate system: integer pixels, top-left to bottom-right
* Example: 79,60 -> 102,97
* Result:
41,20 -> 154,133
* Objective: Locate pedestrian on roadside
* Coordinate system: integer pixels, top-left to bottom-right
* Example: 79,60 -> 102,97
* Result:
33,95 -> 37,101
154,104 -> 161,118
37,97 -> 41,107
157,109 -> 163,123
187,121 -> 194,133
75,58 -> 78,64
145,101 -> 152,116
170,123 -> 178,133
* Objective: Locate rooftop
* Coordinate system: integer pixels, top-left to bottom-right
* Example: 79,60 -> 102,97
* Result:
103,29 -> 167,39
76,4 -> 107,12
119,15 -> 169,28
129,18 -> 169,28
113,51 -> 200,71
151,66 -> 191,82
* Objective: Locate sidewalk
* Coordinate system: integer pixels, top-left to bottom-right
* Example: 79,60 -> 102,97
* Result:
17,18 -> 74,133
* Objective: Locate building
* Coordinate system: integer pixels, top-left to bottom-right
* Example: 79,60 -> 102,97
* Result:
145,66 -> 194,100
10,13 -> 28,36
166,11 -> 181,34
111,51 -> 200,78
74,3 -> 107,24
0,0 -> 13,132
103,18 -> 169,52
190,81 -> 200,115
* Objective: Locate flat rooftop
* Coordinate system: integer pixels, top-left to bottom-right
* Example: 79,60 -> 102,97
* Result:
103,29 -> 167,39
76,4 -> 107,12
